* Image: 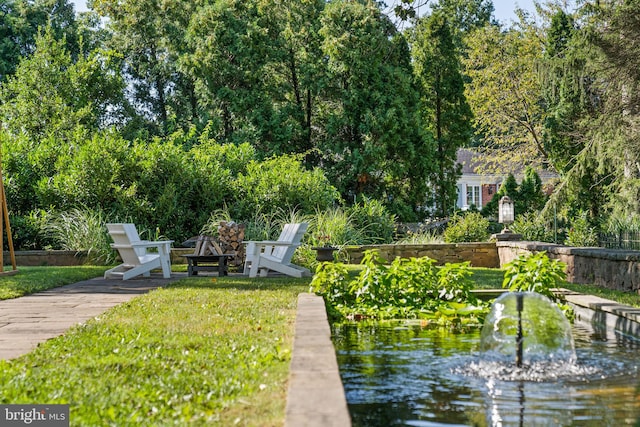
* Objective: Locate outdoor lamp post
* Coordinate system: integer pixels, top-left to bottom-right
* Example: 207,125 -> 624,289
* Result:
499,196 -> 515,233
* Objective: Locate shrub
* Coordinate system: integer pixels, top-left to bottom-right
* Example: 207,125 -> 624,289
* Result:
5,211 -> 54,250
347,197 -> 396,244
43,207 -> 116,265
564,211 -> 598,247
443,212 -> 490,243
511,211 -> 555,242
233,154 -> 340,220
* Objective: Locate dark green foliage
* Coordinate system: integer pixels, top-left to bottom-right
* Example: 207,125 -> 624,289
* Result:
482,172 -> 547,219
412,11 -> 473,218
4,211 -> 53,251
0,0 -> 79,82
541,10 -> 589,174
481,174 -> 513,218
517,167 -> 546,213
317,1 -> 432,220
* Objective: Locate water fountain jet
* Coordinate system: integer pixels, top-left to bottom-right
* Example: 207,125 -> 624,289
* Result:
478,291 -> 577,380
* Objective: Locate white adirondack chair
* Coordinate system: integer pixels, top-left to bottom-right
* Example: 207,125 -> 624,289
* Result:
104,223 -> 173,280
244,223 -> 311,278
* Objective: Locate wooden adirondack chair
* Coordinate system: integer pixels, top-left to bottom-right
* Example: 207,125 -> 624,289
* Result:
104,223 -> 173,280
244,223 -> 311,278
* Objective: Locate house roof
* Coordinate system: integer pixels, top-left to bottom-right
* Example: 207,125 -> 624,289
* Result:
456,148 -> 558,181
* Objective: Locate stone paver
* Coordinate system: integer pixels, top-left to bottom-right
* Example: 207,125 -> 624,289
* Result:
0,273 -> 184,360
285,293 -> 351,427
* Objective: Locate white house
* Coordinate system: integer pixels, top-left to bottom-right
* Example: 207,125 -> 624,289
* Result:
455,149 -> 557,211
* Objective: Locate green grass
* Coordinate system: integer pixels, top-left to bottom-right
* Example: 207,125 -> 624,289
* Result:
469,267 -> 504,289
0,266 -> 109,300
0,275 -> 308,426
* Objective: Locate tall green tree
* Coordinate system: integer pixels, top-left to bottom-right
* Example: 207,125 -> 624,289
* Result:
412,11 -> 473,217
318,0 -> 432,220
249,0 -> 326,157
93,0 -> 198,135
0,26 -> 126,141
429,0 -> 494,49
541,9 -> 591,173
564,0 -> 640,219
0,0 -> 78,81
183,0 -> 282,146
518,166 -> 546,213
463,17 -> 547,171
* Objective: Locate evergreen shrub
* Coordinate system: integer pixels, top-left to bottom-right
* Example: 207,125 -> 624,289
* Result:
443,212 -> 490,243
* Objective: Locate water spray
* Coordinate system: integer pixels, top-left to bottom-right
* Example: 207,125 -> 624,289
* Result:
516,292 -> 524,368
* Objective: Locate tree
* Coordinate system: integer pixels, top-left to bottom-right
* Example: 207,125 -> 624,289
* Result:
93,0 -> 198,134
565,0 -> 640,219
250,0 -> 326,157
412,11 -> 473,217
541,9 -> 592,174
518,166 -> 546,213
0,26 -> 129,216
317,0 -> 433,220
463,18 -> 548,171
0,27 -> 127,141
429,0 -> 494,48
0,0 -> 78,82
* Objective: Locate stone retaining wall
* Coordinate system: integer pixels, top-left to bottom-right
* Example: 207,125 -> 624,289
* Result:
497,241 -> 640,292
343,242 -> 499,268
2,250 -> 88,266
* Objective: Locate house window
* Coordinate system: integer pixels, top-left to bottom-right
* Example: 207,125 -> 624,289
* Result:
466,185 -> 480,207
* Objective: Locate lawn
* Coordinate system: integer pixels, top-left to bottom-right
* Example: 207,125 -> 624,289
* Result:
0,266 -> 109,300
467,266 -> 640,308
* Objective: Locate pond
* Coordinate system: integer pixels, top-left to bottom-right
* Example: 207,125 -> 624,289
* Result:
333,320 -> 640,426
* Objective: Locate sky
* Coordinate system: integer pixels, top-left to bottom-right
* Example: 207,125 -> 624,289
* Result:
71,0 -> 537,24
492,0 -> 537,25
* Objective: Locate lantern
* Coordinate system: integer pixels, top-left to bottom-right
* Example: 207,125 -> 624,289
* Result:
498,196 -> 515,233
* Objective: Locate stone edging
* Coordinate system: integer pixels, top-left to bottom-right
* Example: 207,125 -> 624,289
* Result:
559,289 -> 640,339
285,293 -> 351,427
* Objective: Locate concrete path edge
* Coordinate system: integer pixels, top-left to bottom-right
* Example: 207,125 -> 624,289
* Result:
285,293 -> 351,427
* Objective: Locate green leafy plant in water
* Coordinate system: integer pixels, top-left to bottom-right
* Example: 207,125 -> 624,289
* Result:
502,251 -> 573,319
502,251 -> 566,300
310,249 -> 487,325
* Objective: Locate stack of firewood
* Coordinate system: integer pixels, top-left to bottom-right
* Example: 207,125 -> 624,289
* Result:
216,221 -> 246,266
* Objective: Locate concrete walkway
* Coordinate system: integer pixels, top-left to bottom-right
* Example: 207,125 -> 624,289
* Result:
0,274 -> 184,360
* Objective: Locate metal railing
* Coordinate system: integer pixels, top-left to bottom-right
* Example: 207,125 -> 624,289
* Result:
598,231 -> 640,250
